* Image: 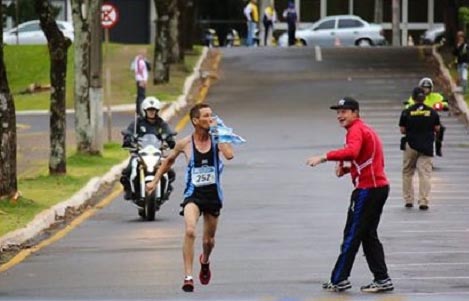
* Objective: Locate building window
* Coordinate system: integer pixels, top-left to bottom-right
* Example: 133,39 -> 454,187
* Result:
353,0 -> 374,21
434,0 -> 444,23
409,0 -> 427,22
327,0 -> 348,15
300,0 -> 320,22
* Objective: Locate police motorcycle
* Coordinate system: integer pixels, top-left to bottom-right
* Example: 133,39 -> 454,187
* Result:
225,28 -> 241,47
121,131 -> 176,221
253,28 -> 260,46
204,28 -> 220,48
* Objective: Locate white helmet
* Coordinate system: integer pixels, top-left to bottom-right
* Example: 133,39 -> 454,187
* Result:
141,96 -> 162,117
418,77 -> 433,91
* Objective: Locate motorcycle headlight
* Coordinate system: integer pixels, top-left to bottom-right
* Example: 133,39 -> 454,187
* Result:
141,155 -> 159,173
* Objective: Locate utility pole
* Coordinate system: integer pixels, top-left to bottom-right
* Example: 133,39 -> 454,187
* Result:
401,0 -> 408,46
15,0 -> 19,44
392,0 -> 400,46
89,0 -> 103,153
374,0 -> 383,24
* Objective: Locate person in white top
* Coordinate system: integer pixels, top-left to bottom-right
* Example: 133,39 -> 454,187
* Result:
133,48 -> 149,115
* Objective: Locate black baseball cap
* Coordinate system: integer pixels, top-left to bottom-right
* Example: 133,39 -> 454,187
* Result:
412,87 -> 426,102
330,97 -> 359,110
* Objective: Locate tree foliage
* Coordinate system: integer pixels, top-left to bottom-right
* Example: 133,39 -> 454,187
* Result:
153,0 -> 170,84
2,1 -> 59,27
443,0 -> 459,47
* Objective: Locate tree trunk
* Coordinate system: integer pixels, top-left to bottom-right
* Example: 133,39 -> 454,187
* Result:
35,0 -> 71,175
168,0 -> 180,64
88,0 -> 103,154
153,0 -> 170,84
182,0 -> 195,51
444,0 -> 460,47
177,0 -> 186,62
71,0 -> 102,154
374,0 -> 383,23
0,3 -> 18,198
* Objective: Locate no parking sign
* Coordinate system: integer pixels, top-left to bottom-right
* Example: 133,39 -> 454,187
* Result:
101,3 -> 119,29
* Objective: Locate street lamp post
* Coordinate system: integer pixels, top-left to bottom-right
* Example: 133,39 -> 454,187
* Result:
15,0 -> 19,44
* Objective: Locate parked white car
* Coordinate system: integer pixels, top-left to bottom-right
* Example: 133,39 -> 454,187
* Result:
420,25 -> 445,45
3,20 -> 74,45
278,15 -> 386,47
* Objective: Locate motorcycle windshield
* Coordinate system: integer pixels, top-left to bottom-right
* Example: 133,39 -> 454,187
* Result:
139,134 -> 159,148
138,134 -> 160,156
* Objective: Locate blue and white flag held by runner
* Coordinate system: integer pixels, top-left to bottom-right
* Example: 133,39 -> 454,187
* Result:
210,116 -> 246,145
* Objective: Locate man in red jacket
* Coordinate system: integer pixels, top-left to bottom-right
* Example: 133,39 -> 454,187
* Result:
307,97 -> 393,293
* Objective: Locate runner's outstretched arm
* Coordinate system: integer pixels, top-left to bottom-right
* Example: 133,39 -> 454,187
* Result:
218,143 -> 234,160
146,140 -> 184,192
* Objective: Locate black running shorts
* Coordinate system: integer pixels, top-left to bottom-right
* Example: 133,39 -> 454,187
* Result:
180,197 -> 222,217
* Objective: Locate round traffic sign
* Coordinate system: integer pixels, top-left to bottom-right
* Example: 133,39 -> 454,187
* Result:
101,3 -> 119,29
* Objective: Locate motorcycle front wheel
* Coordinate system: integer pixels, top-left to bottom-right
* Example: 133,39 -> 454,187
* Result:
144,190 -> 157,221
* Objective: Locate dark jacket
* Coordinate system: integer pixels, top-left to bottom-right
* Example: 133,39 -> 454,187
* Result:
123,116 -> 175,149
453,42 -> 469,64
399,103 -> 440,156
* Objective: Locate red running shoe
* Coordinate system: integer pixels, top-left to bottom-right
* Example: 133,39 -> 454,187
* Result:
182,278 -> 194,292
199,254 -> 211,285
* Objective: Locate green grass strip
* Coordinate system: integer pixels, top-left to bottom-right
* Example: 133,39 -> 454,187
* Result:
0,143 -> 128,237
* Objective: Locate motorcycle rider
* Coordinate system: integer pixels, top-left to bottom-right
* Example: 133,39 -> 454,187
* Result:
120,96 -> 176,200
405,77 -> 446,156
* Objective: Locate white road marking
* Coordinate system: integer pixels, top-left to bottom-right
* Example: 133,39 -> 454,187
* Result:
388,251 -> 469,255
315,46 -> 322,62
389,262 -> 469,267
399,229 -> 469,233
394,276 -> 469,280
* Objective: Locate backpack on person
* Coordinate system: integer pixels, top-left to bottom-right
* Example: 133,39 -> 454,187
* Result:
130,57 -> 151,72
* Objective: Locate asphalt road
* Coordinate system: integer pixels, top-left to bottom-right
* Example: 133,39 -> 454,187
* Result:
2,47 -> 469,301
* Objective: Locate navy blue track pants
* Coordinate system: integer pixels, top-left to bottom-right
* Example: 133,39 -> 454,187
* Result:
331,185 -> 390,284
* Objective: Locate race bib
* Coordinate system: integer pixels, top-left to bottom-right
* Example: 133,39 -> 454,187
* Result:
191,166 -> 216,187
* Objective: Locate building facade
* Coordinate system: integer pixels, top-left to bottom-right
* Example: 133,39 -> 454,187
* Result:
267,0 -> 446,45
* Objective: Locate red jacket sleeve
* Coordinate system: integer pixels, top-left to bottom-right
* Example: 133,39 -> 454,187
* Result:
326,126 -> 363,161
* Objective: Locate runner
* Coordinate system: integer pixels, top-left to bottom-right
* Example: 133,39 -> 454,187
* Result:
146,103 -> 234,292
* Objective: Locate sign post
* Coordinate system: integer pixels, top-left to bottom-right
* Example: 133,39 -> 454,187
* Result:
101,3 -> 119,142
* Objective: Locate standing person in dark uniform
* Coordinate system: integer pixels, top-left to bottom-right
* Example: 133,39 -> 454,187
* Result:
146,103 -> 234,293
307,97 -> 394,293
399,87 -> 441,210
282,1 -> 297,46
453,31 -> 468,93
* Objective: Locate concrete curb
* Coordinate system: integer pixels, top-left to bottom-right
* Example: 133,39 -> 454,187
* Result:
0,47 -> 210,251
432,45 -> 469,127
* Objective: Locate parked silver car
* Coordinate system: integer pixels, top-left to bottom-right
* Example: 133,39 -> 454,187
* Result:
3,20 -> 74,45
420,25 -> 445,45
278,15 -> 386,47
